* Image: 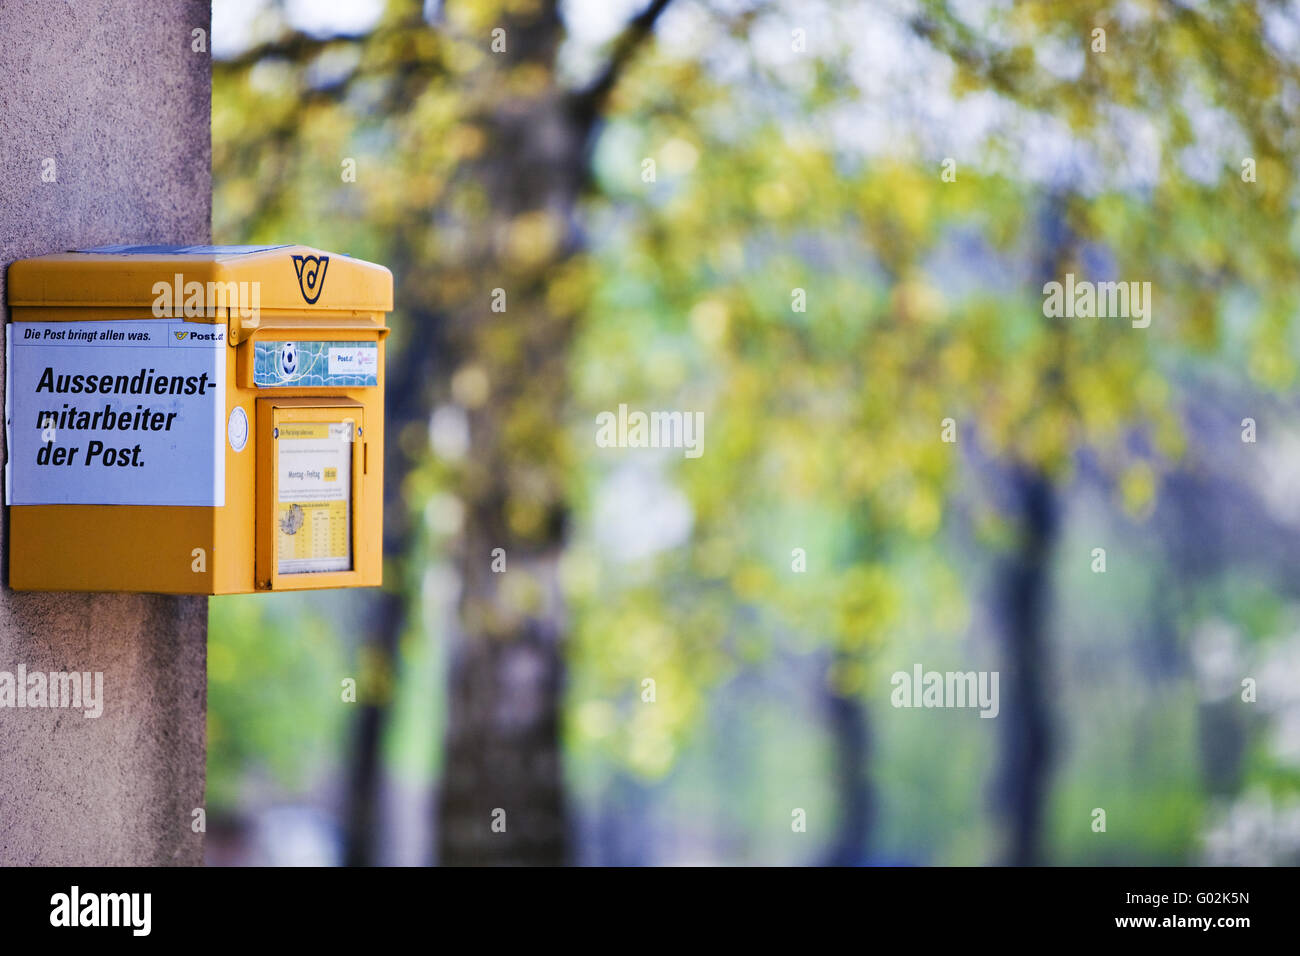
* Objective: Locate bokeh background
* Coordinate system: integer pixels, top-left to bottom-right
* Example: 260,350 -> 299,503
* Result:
205,0 -> 1300,865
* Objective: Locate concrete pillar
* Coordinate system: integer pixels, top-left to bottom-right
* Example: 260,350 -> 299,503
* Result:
0,0 -> 211,865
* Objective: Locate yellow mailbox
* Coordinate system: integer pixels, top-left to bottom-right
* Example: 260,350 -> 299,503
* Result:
4,244 -> 390,594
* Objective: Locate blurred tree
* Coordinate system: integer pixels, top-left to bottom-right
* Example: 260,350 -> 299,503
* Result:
567,0 -> 1300,865
213,0 -> 1300,866
216,0 -> 673,865
431,0 -> 675,866
215,0 -> 452,865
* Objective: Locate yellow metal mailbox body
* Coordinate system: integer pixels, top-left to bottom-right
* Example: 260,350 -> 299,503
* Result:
4,244 -> 390,594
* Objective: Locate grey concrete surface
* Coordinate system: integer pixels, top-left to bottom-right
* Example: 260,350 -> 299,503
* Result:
0,0 -> 211,865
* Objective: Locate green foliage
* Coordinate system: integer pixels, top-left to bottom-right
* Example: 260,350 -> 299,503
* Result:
212,0 -> 1300,861
207,594 -> 350,811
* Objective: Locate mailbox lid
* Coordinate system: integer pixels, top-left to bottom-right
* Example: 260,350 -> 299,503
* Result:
6,244 -> 393,314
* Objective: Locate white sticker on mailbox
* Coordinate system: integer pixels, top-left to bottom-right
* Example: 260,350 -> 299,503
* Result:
327,346 -> 378,378
4,320 -> 226,506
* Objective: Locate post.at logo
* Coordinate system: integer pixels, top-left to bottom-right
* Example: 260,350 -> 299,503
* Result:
292,254 -> 329,304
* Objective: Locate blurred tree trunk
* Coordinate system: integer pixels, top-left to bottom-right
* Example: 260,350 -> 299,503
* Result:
210,8 -> 452,868
436,0 -> 672,866
1159,472 -> 1243,797
992,465 -> 1057,865
991,195 -> 1069,866
345,302 -> 440,865
823,676 -> 871,866
343,592 -> 403,866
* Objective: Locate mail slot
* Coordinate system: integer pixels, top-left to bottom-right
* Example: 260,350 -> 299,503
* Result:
4,244 -> 390,593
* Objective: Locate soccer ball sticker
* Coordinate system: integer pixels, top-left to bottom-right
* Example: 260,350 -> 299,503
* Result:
279,342 -> 299,380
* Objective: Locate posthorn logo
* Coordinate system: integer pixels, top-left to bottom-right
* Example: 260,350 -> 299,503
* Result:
292,254 -> 329,304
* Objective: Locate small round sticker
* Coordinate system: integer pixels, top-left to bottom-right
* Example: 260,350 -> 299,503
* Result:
228,407 -> 249,452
